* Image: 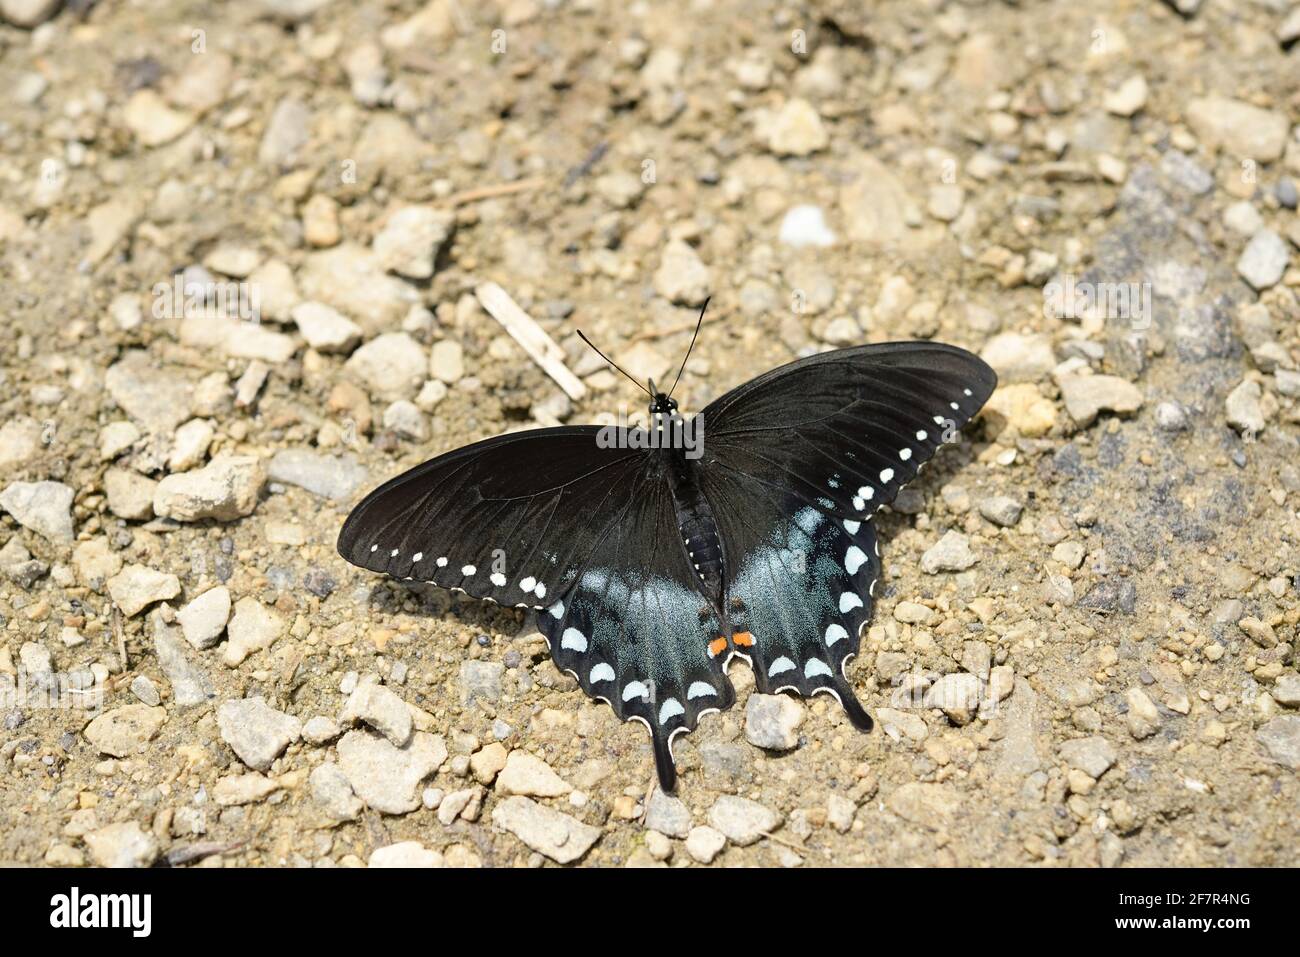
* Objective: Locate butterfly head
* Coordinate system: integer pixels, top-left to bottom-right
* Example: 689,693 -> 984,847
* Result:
647,379 -> 678,416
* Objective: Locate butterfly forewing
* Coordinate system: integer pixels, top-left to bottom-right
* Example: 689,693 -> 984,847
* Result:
702,342 -> 997,520
337,427 -> 647,607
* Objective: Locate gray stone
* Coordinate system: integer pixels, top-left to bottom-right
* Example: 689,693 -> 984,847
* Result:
925,673 -> 982,725
460,660 -> 505,705
291,301 -> 362,353
337,729 -> 447,814
222,597 -> 285,666
129,675 -> 161,707
266,449 -> 368,502
1058,735 -> 1117,779
217,696 -> 301,771
708,795 -> 780,846
744,693 -> 805,750
83,821 -> 159,869
373,206 -> 454,280
345,333 -> 427,401
176,586 -> 230,650
978,496 -> 1023,527
340,681 -> 412,747
212,772 -> 281,806
150,609 -> 215,708
684,825 -> 726,863
982,335 -> 1055,382
1225,379 -> 1266,434
1185,96 -> 1289,162
1155,401 -> 1189,431
1256,715 -> 1300,769
491,795 -> 601,863
153,455 -> 264,522
259,97 -> 310,168
311,762 -> 363,822
1271,675 -> 1300,709
653,240 -> 711,306
106,564 -> 181,617
84,705 -> 167,757
303,715 -> 342,744
105,352 -> 192,433
0,481 -> 74,542
383,400 -> 428,441
496,750 -> 571,797
370,841 -> 443,867
644,788 -> 693,838
104,468 -> 156,521
1236,230 -> 1290,291
921,530 -> 978,574
1059,374 -> 1144,427
1125,687 -> 1161,739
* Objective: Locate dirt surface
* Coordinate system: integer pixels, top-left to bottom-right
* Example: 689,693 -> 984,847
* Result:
1,0 -> 1298,868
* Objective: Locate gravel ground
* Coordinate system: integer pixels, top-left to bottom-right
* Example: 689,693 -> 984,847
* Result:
1,0 -> 1298,868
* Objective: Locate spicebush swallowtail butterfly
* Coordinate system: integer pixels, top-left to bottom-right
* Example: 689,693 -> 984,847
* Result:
338,316 -> 996,791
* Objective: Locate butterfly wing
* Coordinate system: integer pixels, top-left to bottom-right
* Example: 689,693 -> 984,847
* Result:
700,465 -> 880,725
337,427 -> 649,608
698,342 -> 995,723
701,342 -> 997,521
338,427 -> 729,792
537,458 -> 733,793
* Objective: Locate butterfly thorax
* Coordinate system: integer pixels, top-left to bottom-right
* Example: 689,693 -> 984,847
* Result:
664,449 -> 725,603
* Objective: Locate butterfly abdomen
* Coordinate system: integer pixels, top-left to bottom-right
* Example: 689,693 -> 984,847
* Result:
666,453 -> 725,597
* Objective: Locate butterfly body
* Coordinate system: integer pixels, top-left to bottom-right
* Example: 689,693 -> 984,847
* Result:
339,341 -> 997,792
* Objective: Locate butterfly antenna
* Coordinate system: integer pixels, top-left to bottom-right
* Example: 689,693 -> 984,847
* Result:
576,329 -> 653,397
667,297 -> 709,400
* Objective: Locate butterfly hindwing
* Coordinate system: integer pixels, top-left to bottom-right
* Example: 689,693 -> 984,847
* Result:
537,460 -> 733,792
701,468 -> 880,726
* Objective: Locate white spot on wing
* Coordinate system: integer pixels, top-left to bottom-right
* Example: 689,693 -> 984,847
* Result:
548,600 -> 565,619
658,698 -> 684,725
461,564 -> 476,576
804,659 -> 833,679
825,623 -> 848,646
622,681 -> 649,702
845,546 -> 867,575
590,663 -> 615,683
768,656 -> 795,677
844,519 -> 861,534
560,627 -> 587,652
687,681 -> 716,700
839,592 -> 863,613
519,576 -> 536,592
915,430 -> 927,442
413,552 -> 423,562
534,582 -> 546,598
436,557 -> 447,567
879,468 -> 894,483
899,448 -> 912,461
490,572 -> 506,586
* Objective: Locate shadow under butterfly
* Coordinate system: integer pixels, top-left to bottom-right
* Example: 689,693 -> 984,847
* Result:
337,302 -> 997,792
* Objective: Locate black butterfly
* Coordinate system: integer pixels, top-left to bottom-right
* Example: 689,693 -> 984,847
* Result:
338,314 -> 996,791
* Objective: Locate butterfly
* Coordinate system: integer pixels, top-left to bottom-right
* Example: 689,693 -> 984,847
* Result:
337,305 -> 996,792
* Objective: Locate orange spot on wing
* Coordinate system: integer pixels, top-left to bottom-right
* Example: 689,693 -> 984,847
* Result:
708,637 -> 728,657
732,631 -> 754,647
